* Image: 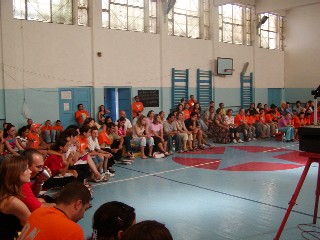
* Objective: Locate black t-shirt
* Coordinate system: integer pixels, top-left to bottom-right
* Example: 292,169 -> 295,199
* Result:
184,118 -> 199,131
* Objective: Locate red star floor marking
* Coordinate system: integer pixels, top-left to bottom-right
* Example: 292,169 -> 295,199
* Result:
273,151 -> 308,165
230,146 -> 291,153
172,157 -> 221,170
222,162 -> 304,171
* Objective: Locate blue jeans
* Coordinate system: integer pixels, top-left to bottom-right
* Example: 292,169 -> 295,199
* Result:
278,127 -> 294,141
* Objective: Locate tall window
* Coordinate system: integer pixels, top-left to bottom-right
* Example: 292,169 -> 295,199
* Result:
259,13 -> 284,50
168,0 -> 210,39
102,0 -> 157,33
13,0 -> 88,26
219,4 -> 252,45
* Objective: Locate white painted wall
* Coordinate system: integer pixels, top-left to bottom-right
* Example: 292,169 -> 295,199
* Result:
284,3 -> 320,88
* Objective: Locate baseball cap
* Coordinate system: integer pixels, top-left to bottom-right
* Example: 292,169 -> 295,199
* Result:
30,123 -> 42,131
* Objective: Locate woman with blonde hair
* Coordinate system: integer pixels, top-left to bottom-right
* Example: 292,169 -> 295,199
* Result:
133,115 -> 154,159
0,155 -> 31,239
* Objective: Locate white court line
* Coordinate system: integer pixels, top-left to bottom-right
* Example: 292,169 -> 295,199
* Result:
93,160 -> 220,187
93,144 -> 299,187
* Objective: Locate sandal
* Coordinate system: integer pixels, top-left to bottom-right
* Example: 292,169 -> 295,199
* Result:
141,156 -> 148,159
148,155 -> 153,158
164,152 -> 170,156
199,145 -> 206,150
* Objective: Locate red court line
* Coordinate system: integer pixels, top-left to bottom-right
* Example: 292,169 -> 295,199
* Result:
222,162 -> 303,171
230,146 -> 292,153
173,157 -> 221,170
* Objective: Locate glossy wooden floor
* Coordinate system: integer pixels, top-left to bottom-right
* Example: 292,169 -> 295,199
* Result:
79,139 -> 320,240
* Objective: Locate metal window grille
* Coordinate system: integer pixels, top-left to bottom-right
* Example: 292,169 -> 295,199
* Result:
219,4 -> 252,46
168,0 -> 209,39
259,13 -> 284,50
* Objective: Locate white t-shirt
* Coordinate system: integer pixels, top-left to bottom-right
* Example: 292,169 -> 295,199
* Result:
115,118 -> 132,131
88,136 -> 101,151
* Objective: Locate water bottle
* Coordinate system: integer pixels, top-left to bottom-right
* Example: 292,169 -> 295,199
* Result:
282,133 -> 286,142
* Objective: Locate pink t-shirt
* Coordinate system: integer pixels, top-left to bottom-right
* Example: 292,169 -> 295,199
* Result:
150,123 -> 163,136
278,116 -> 291,128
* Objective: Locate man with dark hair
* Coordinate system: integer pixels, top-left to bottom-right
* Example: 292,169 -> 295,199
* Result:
163,113 -> 182,154
75,103 -> 90,126
98,122 -> 126,169
21,149 -> 54,212
132,96 -> 144,118
19,182 -> 91,240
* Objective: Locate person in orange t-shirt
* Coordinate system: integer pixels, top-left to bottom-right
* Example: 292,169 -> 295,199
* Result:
255,109 -> 270,138
234,108 -> 251,141
53,120 -> 64,136
265,110 -> 278,136
293,112 -> 306,139
75,104 -> 90,126
26,124 -> 50,152
41,120 -> 56,143
183,103 -> 191,120
188,95 -> 197,109
132,96 -> 144,118
18,182 -> 90,240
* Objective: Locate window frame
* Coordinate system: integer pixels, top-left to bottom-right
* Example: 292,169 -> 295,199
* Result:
258,13 -> 284,50
218,3 -> 252,46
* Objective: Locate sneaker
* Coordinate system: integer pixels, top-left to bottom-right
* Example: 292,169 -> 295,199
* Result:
238,139 -> 244,143
233,139 -> 238,144
103,170 -> 115,178
94,175 -> 109,183
108,168 -> 116,173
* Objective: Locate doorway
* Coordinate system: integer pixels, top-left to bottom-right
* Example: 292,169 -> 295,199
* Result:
104,88 -> 132,121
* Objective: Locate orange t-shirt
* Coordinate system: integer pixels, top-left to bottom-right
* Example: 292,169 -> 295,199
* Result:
234,114 -> 245,126
265,114 -> 273,123
77,136 -> 88,152
98,131 -> 112,146
19,207 -> 85,240
41,125 -> 53,133
26,132 -> 41,148
132,102 -> 144,117
53,125 -> 64,132
183,109 -> 190,120
75,110 -> 90,125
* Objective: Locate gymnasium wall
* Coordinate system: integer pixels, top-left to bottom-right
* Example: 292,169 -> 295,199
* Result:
0,0 -> 317,127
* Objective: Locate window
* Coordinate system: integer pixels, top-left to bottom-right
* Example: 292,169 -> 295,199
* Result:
259,13 -> 284,50
13,0 -> 88,26
102,0 -> 157,33
219,4 -> 252,45
168,0 -> 210,39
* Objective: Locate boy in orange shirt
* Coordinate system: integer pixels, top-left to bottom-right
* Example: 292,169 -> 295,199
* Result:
75,104 -> 90,126
53,120 -> 64,137
26,123 -> 50,152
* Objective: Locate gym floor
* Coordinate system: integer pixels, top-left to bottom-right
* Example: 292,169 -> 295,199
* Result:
79,139 -> 319,240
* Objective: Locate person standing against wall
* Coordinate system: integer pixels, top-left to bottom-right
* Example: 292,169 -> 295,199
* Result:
132,96 -> 144,119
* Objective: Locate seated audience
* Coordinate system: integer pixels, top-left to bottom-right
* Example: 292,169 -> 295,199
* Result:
163,113 -> 182,153
185,112 -> 206,149
0,156 -> 31,239
91,201 -> 136,240
234,108 -> 251,142
133,115 -> 154,159
210,108 -> 230,144
293,101 -> 303,115
21,149 -> 54,212
150,114 -> 169,156
17,126 -> 30,150
175,111 -> 193,151
278,112 -> 295,142
43,138 -> 78,189
117,117 -> 134,160
26,123 -> 50,152
225,109 -> 241,143
41,120 -> 56,143
2,123 -> 24,157
97,105 -> 110,125
19,182 -> 91,240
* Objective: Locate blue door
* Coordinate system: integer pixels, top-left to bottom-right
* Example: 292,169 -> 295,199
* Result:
118,88 -> 132,120
268,88 -> 282,107
104,88 -> 131,122
59,88 -> 92,128
105,88 -> 117,122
